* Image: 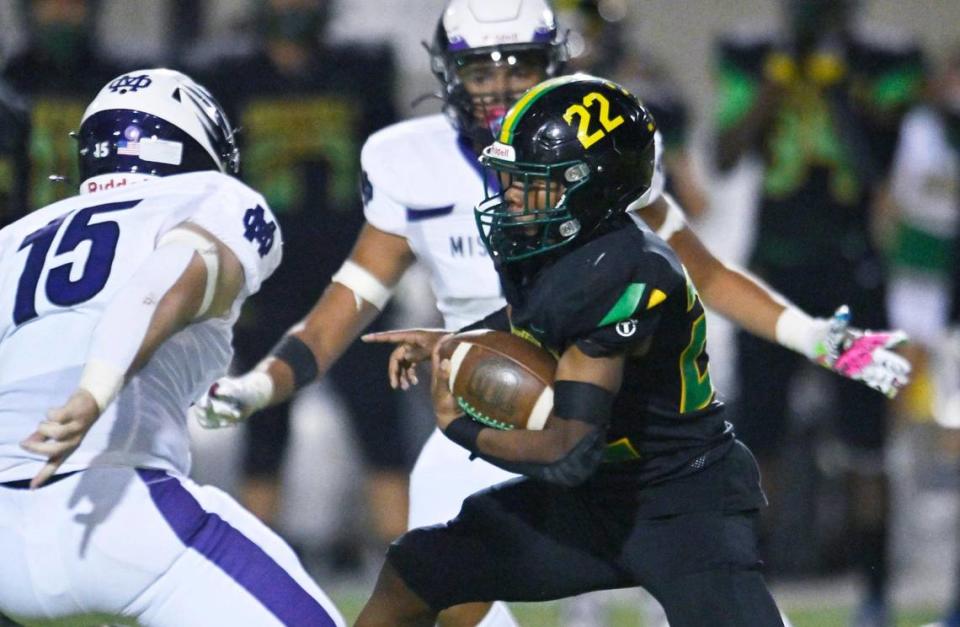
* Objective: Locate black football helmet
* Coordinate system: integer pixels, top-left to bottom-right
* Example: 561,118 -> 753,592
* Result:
476,75 -> 657,265
428,0 -> 567,147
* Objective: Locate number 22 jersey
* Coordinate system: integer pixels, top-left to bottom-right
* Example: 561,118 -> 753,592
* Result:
0,171 -> 282,482
504,216 -> 736,488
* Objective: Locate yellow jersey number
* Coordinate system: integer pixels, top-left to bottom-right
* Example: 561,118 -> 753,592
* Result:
562,92 -> 624,149
679,268 -> 715,413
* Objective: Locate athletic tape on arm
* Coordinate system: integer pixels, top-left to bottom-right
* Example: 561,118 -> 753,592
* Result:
654,193 -> 687,242
331,259 -> 393,310
775,306 -> 829,359
157,227 -> 219,318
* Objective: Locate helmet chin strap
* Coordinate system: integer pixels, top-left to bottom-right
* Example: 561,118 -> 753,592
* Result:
80,172 -> 159,195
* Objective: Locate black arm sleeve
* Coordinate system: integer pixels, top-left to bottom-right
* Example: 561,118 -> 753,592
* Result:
458,306 -> 511,333
474,426 -> 607,488
450,380 -> 615,486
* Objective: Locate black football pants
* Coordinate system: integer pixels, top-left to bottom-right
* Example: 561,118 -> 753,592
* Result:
388,476 -> 783,626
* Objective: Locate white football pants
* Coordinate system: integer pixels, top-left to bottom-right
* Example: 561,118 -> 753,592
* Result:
0,466 -> 344,627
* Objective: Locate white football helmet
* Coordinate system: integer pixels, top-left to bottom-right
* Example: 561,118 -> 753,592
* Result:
76,68 -> 239,192
429,0 -> 567,145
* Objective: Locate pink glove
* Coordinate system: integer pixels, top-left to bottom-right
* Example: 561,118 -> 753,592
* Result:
814,306 -> 911,399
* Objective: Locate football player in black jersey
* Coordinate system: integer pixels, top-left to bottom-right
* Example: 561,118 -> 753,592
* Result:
355,75 -> 784,627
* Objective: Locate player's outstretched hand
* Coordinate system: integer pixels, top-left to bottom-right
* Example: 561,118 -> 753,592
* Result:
192,371 -> 274,429
21,389 -> 100,489
362,328 -> 450,390
815,306 -> 912,399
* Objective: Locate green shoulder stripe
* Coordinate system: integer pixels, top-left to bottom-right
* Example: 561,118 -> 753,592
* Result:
599,283 -> 646,327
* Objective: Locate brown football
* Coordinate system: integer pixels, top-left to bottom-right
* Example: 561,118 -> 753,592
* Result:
438,329 -> 557,430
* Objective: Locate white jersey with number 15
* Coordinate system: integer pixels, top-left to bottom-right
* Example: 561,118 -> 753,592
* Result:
0,171 -> 282,482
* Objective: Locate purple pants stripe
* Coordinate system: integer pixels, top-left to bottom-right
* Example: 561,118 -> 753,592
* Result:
137,469 -> 336,626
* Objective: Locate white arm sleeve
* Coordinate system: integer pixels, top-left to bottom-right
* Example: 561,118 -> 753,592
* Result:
654,192 -> 687,241
79,242 -> 198,410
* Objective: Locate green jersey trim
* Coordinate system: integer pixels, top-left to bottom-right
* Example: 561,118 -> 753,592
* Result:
599,283 -> 646,327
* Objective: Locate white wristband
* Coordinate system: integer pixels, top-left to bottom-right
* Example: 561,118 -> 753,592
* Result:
775,307 -> 829,360
331,259 -> 393,311
78,359 -> 125,413
239,370 -> 276,412
654,193 -> 686,241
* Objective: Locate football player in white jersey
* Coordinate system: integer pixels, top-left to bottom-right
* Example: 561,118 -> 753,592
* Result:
0,69 -> 345,627
194,1 -> 911,626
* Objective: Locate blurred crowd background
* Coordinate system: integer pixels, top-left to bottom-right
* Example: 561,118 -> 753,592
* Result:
4,0 -> 960,624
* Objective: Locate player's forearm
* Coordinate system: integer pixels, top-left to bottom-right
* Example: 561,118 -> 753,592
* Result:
80,246 -> 207,411
444,389 -> 609,487
697,264 -> 787,343
473,423 -> 606,487
256,282 -> 383,406
476,425 -> 573,464
667,224 -> 787,343
255,225 -> 414,406
691,259 -> 841,358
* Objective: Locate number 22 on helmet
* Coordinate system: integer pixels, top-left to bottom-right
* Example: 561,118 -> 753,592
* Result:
476,75 -> 658,266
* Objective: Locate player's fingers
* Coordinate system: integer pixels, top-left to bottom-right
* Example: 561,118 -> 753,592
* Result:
30,457 -> 64,490
876,349 -> 912,375
189,404 -> 209,426
208,398 -> 243,424
34,420 -> 72,441
192,404 -> 223,429
884,330 -> 910,350
398,363 -> 419,390
361,330 -> 420,344
388,365 -> 401,390
20,430 -> 46,447
884,375 -> 909,399
387,345 -> 410,389
436,358 -> 452,385
45,405 -> 70,424
20,435 -> 74,458
193,393 -> 210,411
